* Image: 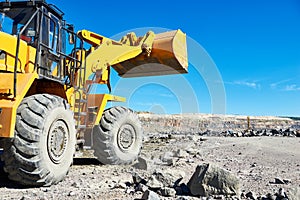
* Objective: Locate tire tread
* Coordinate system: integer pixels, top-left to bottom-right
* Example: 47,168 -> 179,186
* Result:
0,94 -> 75,186
92,106 -> 143,165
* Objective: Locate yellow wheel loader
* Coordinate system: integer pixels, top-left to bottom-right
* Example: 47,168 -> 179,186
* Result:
0,0 -> 188,186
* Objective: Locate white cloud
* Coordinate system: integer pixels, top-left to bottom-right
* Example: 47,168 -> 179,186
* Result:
269,78 -> 300,91
270,83 -> 276,89
270,79 -> 292,90
225,80 -> 261,89
235,81 -> 259,89
284,84 -> 300,91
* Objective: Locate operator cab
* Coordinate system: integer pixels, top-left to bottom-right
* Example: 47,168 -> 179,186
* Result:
0,0 -> 83,84
0,1 -> 63,48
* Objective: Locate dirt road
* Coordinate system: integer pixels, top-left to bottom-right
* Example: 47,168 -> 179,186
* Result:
0,135 -> 299,200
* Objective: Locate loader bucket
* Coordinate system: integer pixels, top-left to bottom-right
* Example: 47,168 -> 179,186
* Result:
112,29 -> 188,78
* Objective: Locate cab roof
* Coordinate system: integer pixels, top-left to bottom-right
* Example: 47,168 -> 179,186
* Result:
0,0 -> 64,24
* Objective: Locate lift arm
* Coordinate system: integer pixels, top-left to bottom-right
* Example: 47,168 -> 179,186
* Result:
78,29 -> 155,87
77,29 -> 188,86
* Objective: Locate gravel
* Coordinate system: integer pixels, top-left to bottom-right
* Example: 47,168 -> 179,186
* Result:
0,114 -> 300,199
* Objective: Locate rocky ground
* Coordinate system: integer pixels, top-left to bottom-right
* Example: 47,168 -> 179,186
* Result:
0,114 -> 300,200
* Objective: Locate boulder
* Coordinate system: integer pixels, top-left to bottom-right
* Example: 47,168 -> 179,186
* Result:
296,130 -> 300,137
274,177 -> 285,184
142,190 -> 161,200
153,169 -> 185,187
135,183 -> 148,193
159,187 -> 176,197
147,175 -> 163,189
133,157 -> 148,170
174,149 -> 189,158
175,183 -> 190,195
276,188 -> 287,199
187,163 -> 240,196
159,151 -> 175,166
186,148 -> 199,156
245,191 -> 256,200
132,172 -> 147,185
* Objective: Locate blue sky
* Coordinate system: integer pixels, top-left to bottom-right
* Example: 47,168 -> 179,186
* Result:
51,0 -> 300,116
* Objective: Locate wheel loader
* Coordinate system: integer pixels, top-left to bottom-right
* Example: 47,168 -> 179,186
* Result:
0,0 -> 188,186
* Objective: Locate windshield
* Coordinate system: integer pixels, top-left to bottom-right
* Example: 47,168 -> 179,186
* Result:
0,4 -> 38,35
0,12 -> 13,33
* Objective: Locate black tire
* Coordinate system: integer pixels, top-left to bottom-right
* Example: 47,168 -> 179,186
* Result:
0,94 -> 76,186
92,106 -> 143,165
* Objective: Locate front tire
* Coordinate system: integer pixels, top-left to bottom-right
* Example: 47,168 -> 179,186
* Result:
92,106 -> 143,165
0,94 -> 76,186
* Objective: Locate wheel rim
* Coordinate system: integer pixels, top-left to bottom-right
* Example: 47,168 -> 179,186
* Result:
117,124 -> 136,152
47,120 -> 69,164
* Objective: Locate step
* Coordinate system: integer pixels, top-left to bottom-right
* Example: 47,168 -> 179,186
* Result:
75,99 -> 88,104
74,112 -> 87,116
76,124 -> 87,130
76,139 -> 85,145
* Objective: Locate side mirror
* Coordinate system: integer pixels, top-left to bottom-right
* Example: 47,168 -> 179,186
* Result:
26,29 -> 36,37
67,24 -> 75,44
68,33 -> 75,44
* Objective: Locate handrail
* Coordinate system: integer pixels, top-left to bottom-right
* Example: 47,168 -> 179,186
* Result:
13,8 -> 39,98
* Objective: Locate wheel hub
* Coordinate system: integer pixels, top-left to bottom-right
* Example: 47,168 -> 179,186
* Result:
48,120 -> 69,164
117,124 -> 136,151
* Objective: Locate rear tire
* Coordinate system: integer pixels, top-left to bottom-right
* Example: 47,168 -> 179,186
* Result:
92,106 -> 143,165
0,94 -> 76,186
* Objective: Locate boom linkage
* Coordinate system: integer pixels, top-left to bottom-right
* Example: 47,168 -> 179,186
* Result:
77,29 -> 155,88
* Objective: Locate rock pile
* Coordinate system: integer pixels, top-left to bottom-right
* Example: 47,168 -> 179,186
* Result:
110,163 -> 299,200
130,162 -> 240,200
0,113 -> 299,200
139,113 -> 300,137
241,187 -> 300,200
207,128 -> 300,137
